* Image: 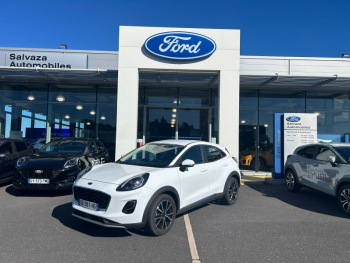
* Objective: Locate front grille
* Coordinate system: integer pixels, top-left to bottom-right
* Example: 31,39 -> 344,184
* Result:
21,169 -> 59,179
73,186 -> 111,210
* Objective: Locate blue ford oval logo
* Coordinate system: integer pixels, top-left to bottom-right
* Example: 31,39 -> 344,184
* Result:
88,182 -> 92,185
144,31 -> 216,60
286,116 -> 301,122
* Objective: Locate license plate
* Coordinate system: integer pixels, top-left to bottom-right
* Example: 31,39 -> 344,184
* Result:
27,179 -> 50,184
79,199 -> 99,211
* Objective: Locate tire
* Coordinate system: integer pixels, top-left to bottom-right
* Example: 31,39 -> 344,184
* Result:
250,157 -> 266,170
338,184 -> 350,215
285,170 -> 301,192
221,177 -> 239,205
145,194 -> 176,236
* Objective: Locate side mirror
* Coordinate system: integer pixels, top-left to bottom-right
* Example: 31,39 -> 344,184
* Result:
121,154 -> 125,158
327,156 -> 337,166
180,159 -> 195,172
0,153 -> 6,159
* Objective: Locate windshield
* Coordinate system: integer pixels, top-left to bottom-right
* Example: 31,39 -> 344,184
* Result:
39,140 -> 87,155
334,147 -> 350,163
117,144 -> 185,167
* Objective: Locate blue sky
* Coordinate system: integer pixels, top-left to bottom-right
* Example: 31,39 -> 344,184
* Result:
1,0 -> 349,57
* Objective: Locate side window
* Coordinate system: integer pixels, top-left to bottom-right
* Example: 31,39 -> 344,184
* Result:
95,141 -> 104,152
0,142 -> 14,155
204,146 -> 223,162
87,142 -> 97,154
316,147 -> 337,161
300,146 -> 317,159
218,148 -> 227,157
181,146 -> 204,164
296,148 -> 304,155
14,142 -> 28,152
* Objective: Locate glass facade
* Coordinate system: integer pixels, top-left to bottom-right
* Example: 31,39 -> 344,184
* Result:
0,82 -> 117,157
3,76 -> 349,169
239,89 -> 350,172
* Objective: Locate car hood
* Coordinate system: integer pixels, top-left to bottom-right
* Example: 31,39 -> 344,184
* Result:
79,163 -> 161,185
19,153 -> 80,169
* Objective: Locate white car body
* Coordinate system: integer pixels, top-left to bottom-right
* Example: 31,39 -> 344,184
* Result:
72,140 -> 241,231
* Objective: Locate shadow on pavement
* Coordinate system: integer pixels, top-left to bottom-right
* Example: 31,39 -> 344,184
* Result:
0,180 -> 12,188
5,185 -> 72,197
244,182 -> 350,219
52,202 -> 132,237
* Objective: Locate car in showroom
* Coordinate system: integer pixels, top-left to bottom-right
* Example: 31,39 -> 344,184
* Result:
71,140 -> 241,236
13,138 -> 109,191
0,139 -> 34,184
284,143 -> 350,215
32,137 -> 62,149
239,147 -> 273,170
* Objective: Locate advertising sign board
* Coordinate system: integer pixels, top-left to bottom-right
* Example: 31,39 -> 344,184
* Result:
1,52 -> 87,69
283,113 -> 317,164
144,31 -> 216,60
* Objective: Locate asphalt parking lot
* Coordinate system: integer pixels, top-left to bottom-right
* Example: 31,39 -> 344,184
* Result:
1,179 -> 350,263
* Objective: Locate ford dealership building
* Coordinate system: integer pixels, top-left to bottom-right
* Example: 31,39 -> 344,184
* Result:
1,26 -> 350,172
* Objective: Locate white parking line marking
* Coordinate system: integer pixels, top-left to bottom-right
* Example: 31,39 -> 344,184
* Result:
184,214 -> 201,263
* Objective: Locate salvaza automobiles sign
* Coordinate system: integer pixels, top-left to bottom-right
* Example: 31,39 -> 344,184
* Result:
3,52 -> 87,69
144,31 -> 216,60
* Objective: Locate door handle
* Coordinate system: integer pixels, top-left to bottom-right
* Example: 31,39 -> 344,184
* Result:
223,163 -> 229,167
200,168 -> 208,172
312,164 -> 318,167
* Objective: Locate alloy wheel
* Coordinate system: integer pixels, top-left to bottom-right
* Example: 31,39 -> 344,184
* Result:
154,200 -> 174,231
340,188 -> 350,212
228,180 -> 238,201
286,173 -> 295,189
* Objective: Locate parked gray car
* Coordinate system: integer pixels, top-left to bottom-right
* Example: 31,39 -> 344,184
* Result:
284,143 -> 350,215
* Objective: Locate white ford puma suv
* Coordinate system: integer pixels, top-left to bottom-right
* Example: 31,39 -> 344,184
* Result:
72,140 -> 241,236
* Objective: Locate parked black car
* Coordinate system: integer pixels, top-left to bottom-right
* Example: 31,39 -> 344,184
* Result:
13,138 -> 109,190
0,139 -> 34,184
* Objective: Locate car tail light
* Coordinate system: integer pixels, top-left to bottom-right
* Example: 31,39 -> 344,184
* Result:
232,157 -> 238,163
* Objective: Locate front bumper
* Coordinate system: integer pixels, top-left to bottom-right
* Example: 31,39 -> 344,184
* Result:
13,167 -> 80,190
72,208 -> 145,229
72,178 -> 155,227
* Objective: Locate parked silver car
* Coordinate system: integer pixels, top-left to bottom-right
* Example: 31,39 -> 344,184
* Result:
284,143 -> 350,215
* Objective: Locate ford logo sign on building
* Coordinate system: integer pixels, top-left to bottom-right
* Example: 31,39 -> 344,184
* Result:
286,116 -> 301,122
144,31 -> 216,60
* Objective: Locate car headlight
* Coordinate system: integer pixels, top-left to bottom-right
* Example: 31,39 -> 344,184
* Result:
64,158 -> 78,168
17,156 -> 29,167
116,173 -> 150,192
75,166 -> 92,181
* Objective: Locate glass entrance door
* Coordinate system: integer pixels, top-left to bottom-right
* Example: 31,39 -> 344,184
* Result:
178,109 -> 209,141
146,108 -> 175,143
144,107 -> 210,143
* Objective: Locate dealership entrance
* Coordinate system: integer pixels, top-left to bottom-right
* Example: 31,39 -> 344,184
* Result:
137,71 -> 219,144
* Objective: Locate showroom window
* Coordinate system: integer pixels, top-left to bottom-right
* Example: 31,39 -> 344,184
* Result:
239,89 -> 350,172
0,82 -> 117,160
